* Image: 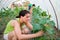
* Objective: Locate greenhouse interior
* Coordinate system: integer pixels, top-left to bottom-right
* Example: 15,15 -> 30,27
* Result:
0,0 -> 60,40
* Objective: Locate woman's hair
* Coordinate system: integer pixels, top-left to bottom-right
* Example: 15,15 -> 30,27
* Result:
16,10 -> 30,18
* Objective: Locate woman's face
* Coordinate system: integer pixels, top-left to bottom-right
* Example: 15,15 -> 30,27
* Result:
22,13 -> 31,22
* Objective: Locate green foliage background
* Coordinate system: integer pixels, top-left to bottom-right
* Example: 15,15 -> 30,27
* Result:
0,6 -> 23,33
31,6 -> 56,40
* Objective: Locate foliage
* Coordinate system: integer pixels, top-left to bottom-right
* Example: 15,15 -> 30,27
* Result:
31,6 -> 56,40
0,7 -> 24,33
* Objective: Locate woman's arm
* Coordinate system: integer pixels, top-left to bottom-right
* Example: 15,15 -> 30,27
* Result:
12,20 -> 43,40
25,22 -> 33,30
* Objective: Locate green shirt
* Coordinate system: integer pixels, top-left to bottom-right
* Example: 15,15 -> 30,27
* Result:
4,18 -> 19,34
28,4 -> 33,7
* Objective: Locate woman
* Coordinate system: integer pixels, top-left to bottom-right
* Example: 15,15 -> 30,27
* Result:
4,10 -> 44,40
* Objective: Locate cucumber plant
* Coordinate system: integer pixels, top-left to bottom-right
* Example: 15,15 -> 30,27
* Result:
31,6 -> 56,40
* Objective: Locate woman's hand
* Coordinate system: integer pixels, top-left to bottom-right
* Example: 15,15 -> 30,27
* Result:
36,30 -> 44,37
